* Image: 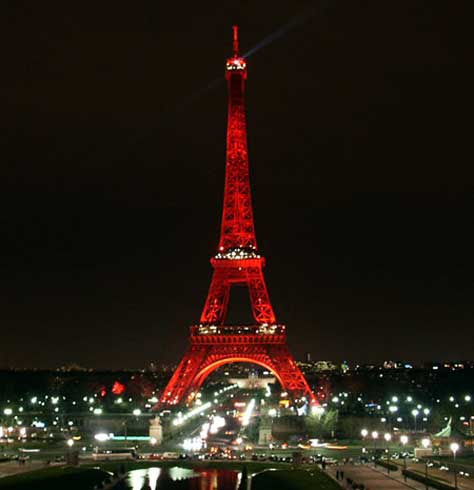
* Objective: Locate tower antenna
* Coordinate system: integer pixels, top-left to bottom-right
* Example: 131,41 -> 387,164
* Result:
232,25 -> 239,56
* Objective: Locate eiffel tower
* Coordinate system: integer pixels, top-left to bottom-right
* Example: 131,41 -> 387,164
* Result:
157,27 -> 316,407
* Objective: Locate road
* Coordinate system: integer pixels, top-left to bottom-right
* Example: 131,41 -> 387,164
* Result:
0,459 -> 53,479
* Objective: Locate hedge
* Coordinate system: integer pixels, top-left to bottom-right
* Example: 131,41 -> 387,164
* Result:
402,469 -> 455,490
375,460 -> 399,472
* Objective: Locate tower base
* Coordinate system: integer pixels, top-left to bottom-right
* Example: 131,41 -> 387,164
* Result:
156,325 -> 316,408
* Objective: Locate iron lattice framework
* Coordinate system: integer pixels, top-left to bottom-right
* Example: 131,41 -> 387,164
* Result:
157,27 -> 316,407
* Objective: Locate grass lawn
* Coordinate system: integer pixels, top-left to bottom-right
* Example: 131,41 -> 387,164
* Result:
0,466 -> 109,490
251,469 -> 340,490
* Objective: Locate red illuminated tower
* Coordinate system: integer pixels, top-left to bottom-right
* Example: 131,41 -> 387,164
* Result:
157,27 -> 316,407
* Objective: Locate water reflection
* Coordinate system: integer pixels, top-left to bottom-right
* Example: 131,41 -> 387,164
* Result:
121,467 -> 239,490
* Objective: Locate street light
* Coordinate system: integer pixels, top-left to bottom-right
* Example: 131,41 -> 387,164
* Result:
421,438 -> 430,489
412,409 -> 419,432
384,433 -> 392,473
450,442 -> 459,489
360,429 -> 368,457
423,408 -> 430,429
372,431 -> 378,465
400,435 -> 409,481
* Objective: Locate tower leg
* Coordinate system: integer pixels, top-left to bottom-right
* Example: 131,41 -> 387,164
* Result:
200,270 -> 230,324
268,345 -> 317,403
247,267 -> 276,324
157,345 -> 210,406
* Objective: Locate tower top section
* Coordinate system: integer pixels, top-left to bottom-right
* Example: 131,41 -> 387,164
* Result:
226,25 -> 246,76
218,25 -> 256,252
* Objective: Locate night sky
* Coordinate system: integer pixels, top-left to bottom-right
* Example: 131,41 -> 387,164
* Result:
1,2 -> 473,369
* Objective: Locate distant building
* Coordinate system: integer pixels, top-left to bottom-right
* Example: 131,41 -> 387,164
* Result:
314,361 -> 337,372
229,372 -> 275,389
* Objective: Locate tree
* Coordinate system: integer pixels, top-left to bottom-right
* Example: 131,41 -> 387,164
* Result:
305,409 -> 339,438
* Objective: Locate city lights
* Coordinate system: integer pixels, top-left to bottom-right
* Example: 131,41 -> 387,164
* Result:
209,415 -> 225,434
182,437 -> 204,452
311,405 -> 325,416
242,398 -> 255,426
172,402 -> 212,426
94,433 -> 109,442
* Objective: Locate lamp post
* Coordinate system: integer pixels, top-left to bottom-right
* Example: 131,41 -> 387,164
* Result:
384,433 -> 392,473
423,408 -> 430,431
388,405 -> 398,431
421,438 -> 430,489
66,438 -> 74,465
372,431 -> 378,466
361,429 -> 368,457
400,435 -> 409,482
450,442 -> 459,489
412,409 -> 419,432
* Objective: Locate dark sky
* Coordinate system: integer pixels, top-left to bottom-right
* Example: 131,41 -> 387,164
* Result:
1,1 -> 473,369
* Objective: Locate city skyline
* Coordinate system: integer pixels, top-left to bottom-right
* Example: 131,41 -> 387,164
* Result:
1,2 -> 473,369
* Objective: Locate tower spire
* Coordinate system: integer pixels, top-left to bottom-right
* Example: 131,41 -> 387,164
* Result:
232,25 -> 239,56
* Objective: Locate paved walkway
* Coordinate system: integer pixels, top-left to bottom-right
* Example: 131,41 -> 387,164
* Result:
405,461 -> 474,490
328,464 -> 437,490
0,460 -> 51,479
